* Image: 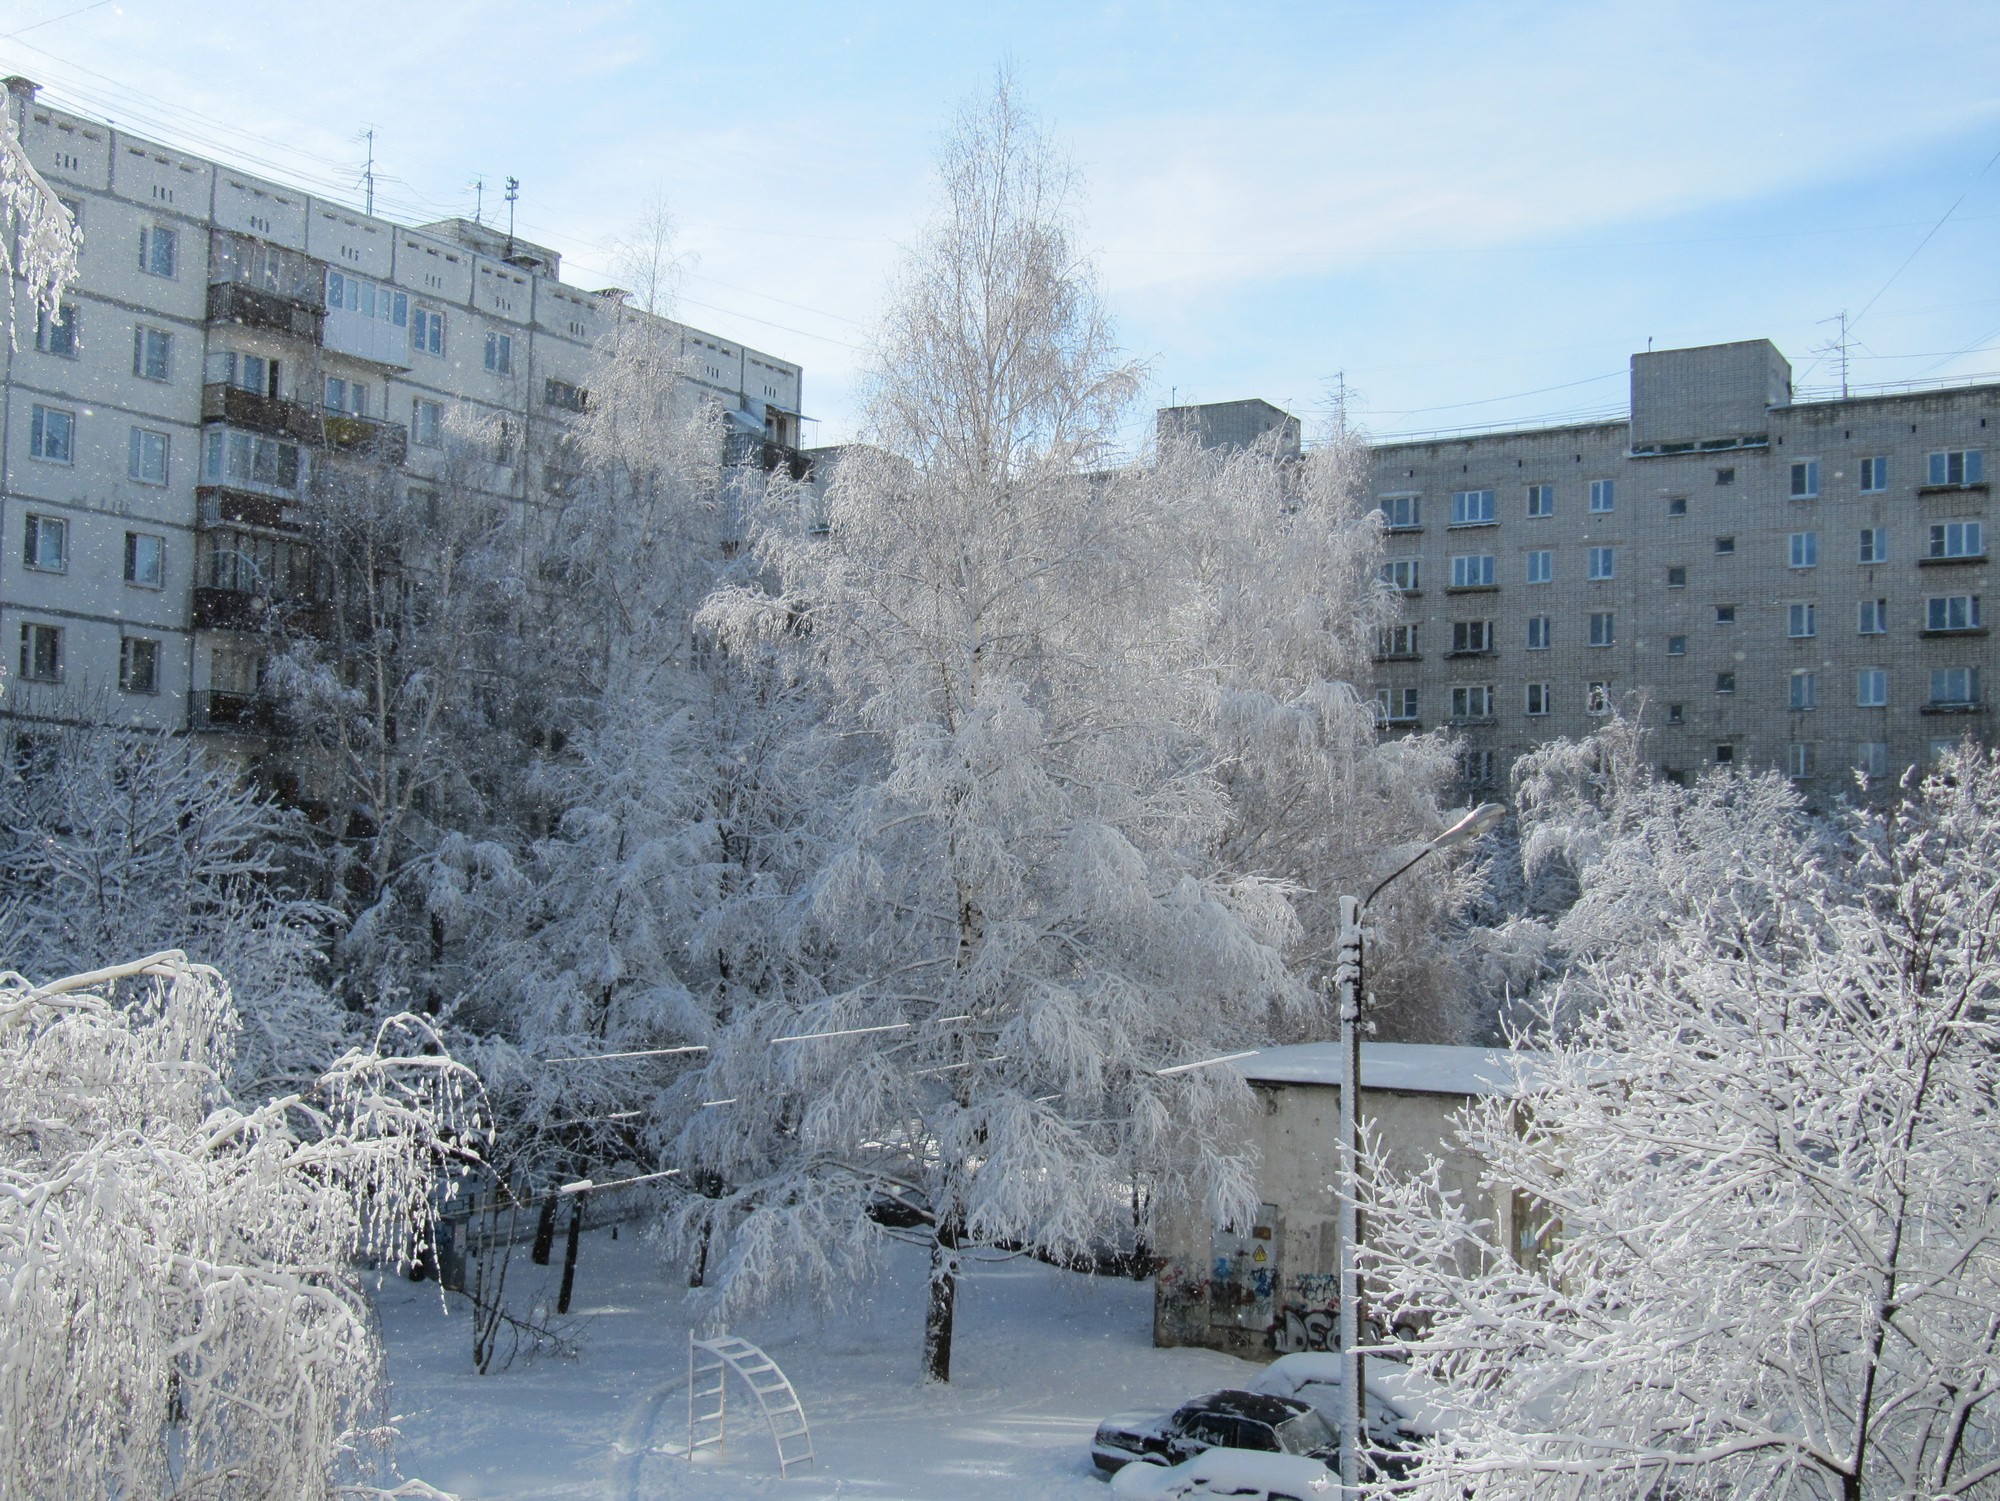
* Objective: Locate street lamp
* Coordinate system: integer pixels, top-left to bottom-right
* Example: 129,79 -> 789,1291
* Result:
1335,801 -> 1504,1492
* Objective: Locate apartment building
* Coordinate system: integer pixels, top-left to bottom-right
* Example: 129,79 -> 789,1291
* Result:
0,78 -> 804,739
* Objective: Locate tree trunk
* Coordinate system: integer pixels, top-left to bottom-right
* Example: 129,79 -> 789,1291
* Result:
556,1193 -> 584,1314
923,1220 -> 961,1383
531,1193 -> 558,1265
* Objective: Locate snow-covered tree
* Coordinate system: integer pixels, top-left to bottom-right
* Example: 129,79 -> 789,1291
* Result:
1359,744 -> 2000,1500
0,91 -> 80,340
0,951 -> 482,1499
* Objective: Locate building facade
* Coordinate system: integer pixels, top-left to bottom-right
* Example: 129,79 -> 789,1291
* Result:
0,78 -> 804,739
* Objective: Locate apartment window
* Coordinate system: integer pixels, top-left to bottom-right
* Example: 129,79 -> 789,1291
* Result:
1525,682 -> 1551,716
23,514 -> 66,573
545,377 -> 589,413
1451,620 -> 1494,654
1449,554 -> 1495,588
412,306 -> 445,356
1376,624 -> 1418,657
203,429 -> 302,495
1715,743 -> 1736,764
1588,546 -> 1615,580
1926,595 -> 1981,632
1588,611 -> 1615,647
33,301 -> 77,357
1459,749 -> 1496,786
1860,455 -> 1889,492
1586,680 -> 1611,715
1932,736 -> 1964,762
30,404 -> 74,463
1789,460 -> 1819,499
210,350 -> 279,397
1789,669 -> 1818,711
1858,742 -> 1890,777
1589,478 -> 1615,513
1927,449 -> 1985,487
1929,521 -> 1985,559
1526,483 -> 1554,518
1857,668 -> 1888,707
1788,742 -> 1817,778
1715,467 -> 1735,486
1714,535 -> 1735,555
132,325 -> 172,382
484,330 -> 514,375
1526,615 -> 1552,650
1859,528 -> 1888,565
325,270 -> 408,326
412,397 -> 443,447
1379,495 -> 1419,529
1859,598 -> 1889,635
1376,686 -> 1418,723
1449,684 -> 1494,720
1666,634 -> 1687,655
1932,666 -> 1980,705
124,531 -> 164,589
1666,703 -> 1685,724
1788,602 -> 1818,638
1451,489 -> 1495,525
1715,604 -> 1737,624
1526,549 -> 1552,584
18,622 -> 61,683
1789,532 -> 1819,569
324,376 -> 368,416
128,426 -> 169,485
1380,558 -> 1420,592
1666,495 -> 1688,516
1666,566 -> 1687,588
139,223 -> 177,278
1716,672 -> 1737,694
119,637 -> 160,695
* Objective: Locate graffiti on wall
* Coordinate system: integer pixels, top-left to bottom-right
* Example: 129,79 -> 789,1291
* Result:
1208,1204 -> 1282,1329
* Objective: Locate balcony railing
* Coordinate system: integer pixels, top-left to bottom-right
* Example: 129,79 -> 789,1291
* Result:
322,412 -> 409,464
190,689 -> 278,734
191,585 -> 328,637
203,384 -> 322,444
206,280 -> 323,342
197,484 -> 302,533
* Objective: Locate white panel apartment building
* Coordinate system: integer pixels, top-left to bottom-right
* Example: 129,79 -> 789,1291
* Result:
0,78 -> 804,737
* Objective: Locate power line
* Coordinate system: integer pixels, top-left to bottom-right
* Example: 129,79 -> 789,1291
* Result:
0,0 -> 114,41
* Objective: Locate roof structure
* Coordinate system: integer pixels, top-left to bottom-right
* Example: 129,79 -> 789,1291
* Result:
1237,1041 -> 1539,1097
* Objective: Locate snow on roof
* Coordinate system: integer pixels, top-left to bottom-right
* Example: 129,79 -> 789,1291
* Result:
1238,1041 -> 1539,1097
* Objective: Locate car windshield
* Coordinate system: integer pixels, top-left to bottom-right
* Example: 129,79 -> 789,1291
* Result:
1273,1406 -> 1338,1455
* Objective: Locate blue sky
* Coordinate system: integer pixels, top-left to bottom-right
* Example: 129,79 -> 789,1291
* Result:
5,0 -> 1999,449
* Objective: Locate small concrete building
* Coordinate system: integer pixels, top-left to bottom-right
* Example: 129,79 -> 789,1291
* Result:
1154,1041 -> 1535,1360
1157,397 -> 1302,459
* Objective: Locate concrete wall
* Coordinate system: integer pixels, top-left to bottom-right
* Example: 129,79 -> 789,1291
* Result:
1629,339 -> 1792,447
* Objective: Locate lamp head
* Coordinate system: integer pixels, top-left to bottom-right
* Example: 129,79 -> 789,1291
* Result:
1431,801 -> 1506,852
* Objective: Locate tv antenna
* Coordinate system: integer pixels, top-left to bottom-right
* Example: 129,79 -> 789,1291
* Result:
1817,310 -> 1853,399
504,176 -> 520,254
362,127 -> 376,216
472,177 -> 485,225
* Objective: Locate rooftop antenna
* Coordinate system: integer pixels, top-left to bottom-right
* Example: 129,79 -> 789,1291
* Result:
473,177 -> 485,225
1323,370 -> 1359,438
504,176 -> 520,256
362,127 -> 376,217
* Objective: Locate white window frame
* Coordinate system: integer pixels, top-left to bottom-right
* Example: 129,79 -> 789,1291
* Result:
133,324 -> 172,382
1931,666 -> 1980,705
484,329 -> 514,375
34,301 -> 77,357
1927,449 -> 1985,487
1449,554 -> 1495,588
23,513 -> 67,573
1789,532 -> 1819,569
1929,521 -> 1985,559
1526,550 -> 1552,584
1926,595 -> 1982,632
1857,668 -> 1888,708
1379,495 -> 1419,530
1859,598 -> 1888,635
1526,615 -> 1552,651
412,397 -> 443,447
1380,558 -> 1420,592
1789,459 -> 1819,499
30,404 -> 75,463
1666,634 -> 1687,656
1526,483 -> 1554,518
1859,528 -> 1887,564
1860,455 -> 1889,492
18,622 -> 62,683
1525,682 -> 1551,716
1586,680 -> 1611,715
1588,611 -> 1615,648
1449,684 -> 1494,721
1789,669 -> 1818,711
119,636 -> 161,695
1788,602 -> 1818,638
1588,546 -> 1615,580
128,426 -> 170,485
139,223 -> 177,279
412,306 -> 445,356
124,531 -> 165,589
1858,742 -> 1889,777
1589,478 -> 1615,513
1788,742 -> 1817,778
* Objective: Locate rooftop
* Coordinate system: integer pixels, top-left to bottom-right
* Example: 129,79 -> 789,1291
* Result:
1239,1040 -> 1539,1096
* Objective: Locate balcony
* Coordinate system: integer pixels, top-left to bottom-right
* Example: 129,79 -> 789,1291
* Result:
1919,553 -> 1988,568
322,412 -> 409,465
192,585 -> 327,638
203,383 -> 322,444
1921,700 -> 1987,715
1917,482 -> 1990,497
190,689 -> 278,734
198,484 -> 302,533
207,280 -> 324,342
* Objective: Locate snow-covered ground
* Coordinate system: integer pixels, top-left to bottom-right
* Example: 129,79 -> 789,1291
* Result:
374,1225 -> 1260,1500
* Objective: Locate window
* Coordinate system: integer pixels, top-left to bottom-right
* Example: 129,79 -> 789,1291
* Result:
1789,532 -> 1819,569
412,306 -> 445,356
1857,668 -> 1888,707
1789,460 -> 1819,498
1376,686 -> 1418,723
1526,615 -> 1551,650
1666,703 -> 1685,724
1526,549 -> 1552,584
1459,749 -> 1496,786
139,223 -> 177,278
30,404 -> 74,463
1525,682 -> 1551,716
1860,455 -> 1889,492
119,637 -> 160,695
210,350 -> 278,397
1376,624 -> 1418,657
1859,528 -> 1888,564
1588,546 -> 1615,580
325,270 -> 408,326
1380,558 -> 1420,592
1788,742 -> 1817,778
128,426 -> 169,485
1667,634 -> 1687,655
23,514 -> 66,573
202,429 -> 302,495
484,330 -> 513,375
132,325 -> 171,382
324,376 -> 368,416
1790,670 -> 1818,710
1715,743 -> 1736,764
1929,521 -> 1985,559
545,377 -> 589,412
1714,535 -> 1735,555
1449,554 -> 1495,588
1586,681 -> 1611,715
1788,602 -> 1817,638
198,528 -> 313,599
1932,736 -> 1964,762
1379,495 -> 1419,529
1927,449 -> 1985,487
33,301 -> 77,357
412,397 -> 443,447
1666,566 -> 1687,588
1715,466 -> 1735,486
1859,598 -> 1888,635
1450,684 -> 1494,720
1715,604 -> 1737,624
1526,483 -> 1554,518
1451,488 -> 1495,525
1589,611 -> 1615,647
18,622 -> 61,683
210,646 -> 264,697
1858,742 -> 1890,777
1666,495 -> 1688,516
1451,620 -> 1493,654
1589,478 -> 1615,513
124,531 -> 164,589
1716,672 -> 1737,693
1926,595 -> 1982,632
1932,666 -> 1980,705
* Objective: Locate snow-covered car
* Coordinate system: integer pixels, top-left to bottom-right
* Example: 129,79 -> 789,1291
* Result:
1091,1390 -> 1340,1474
1108,1446 -> 1340,1500
1244,1351 -> 1446,1441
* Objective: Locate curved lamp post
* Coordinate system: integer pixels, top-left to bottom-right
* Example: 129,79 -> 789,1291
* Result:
1336,801 -> 1504,1492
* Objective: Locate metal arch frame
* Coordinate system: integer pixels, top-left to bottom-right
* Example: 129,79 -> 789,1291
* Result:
687,1332 -> 815,1478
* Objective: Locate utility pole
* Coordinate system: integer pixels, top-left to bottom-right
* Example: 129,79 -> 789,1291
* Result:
473,177 -> 485,225
1335,894 -> 1366,1498
362,128 -> 376,217
505,176 -> 520,257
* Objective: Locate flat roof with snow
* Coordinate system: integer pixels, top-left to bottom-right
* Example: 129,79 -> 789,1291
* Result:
1238,1041 -> 1538,1097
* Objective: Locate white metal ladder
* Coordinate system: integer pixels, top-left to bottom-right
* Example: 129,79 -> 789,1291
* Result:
688,1332 -> 815,1477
